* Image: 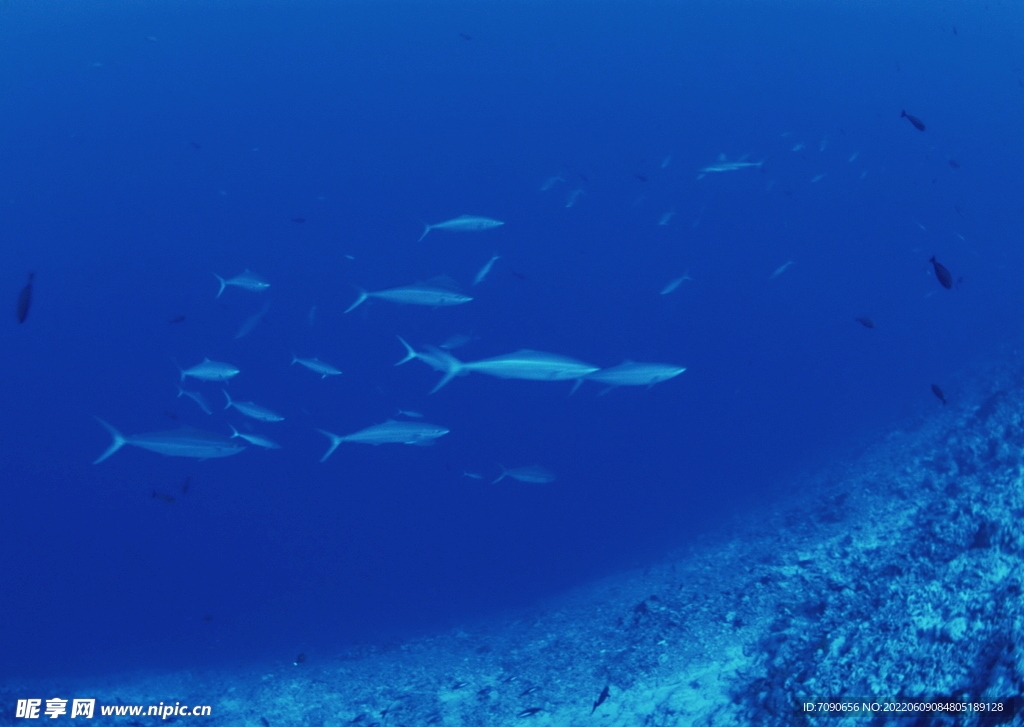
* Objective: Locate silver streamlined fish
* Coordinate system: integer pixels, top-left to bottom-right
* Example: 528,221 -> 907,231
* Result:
493,465 -> 556,484
93,418 -> 245,463
317,420 -> 450,461
213,269 -> 270,298
223,390 -> 284,422
228,424 -> 282,449
291,355 -> 342,378
698,154 -> 764,175
345,278 -> 472,314
418,215 -> 504,242
581,361 -> 686,393
396,337 -> 599,393
176,386 -> 213,415
177,358 -> 240,382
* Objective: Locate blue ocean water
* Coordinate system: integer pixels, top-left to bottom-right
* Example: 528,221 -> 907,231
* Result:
1,0 -> 1021,689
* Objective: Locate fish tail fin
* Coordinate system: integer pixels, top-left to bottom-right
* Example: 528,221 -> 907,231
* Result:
290,353 -> 299,365
176,386 -> 185,398
417,224 -> 432,242
317,429 -> 344,462
173,358 -> 185,382
395,336 -> 419,366
213,273 -> 227,298
93,417 -> 127,464
222,389 -> 233,410
426,349 -> 463,394
569,378 -> 584,396
228,424 -> 240,438
492,465 -> 508,484
344,289 -> 369,314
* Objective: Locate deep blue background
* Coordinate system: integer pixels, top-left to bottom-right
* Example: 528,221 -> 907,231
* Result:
1,0 -> 1022,680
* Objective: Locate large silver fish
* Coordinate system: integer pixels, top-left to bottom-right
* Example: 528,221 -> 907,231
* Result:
396,338 -> 599,393
177,358 -> 240,382
345,279 -> 472,314
582,361 -> 686,392
213,269 -> 269,298
228,424 -> 282,449
317,420 -> 450,461
418,215 -> 504,242
93,418 -> 245,463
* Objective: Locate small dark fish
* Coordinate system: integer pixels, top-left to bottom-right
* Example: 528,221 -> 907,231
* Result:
516,708 -> 542,718
952,26 -> 958,35
16,272 -> 34,323
168,315 -> 186,324
152,490 -> 176,504
930,256 -> 953,289
451,681 -> 469,690
519,685 -> 539,696
931,384 -> 947,405
459,32 -> 472,41
634,174 -> 648,182
291,217 -> 306,223
181,477 -> 191,495
511,271 -> 527,280
201,614 -> 213,622
189,141 -> 201,150
591,685 -> 610,714
163,410 -> 179,420
855,317 -> 875,329
948,158 -> 960,169
901,109 -> 926,131
294,653 -> 307,665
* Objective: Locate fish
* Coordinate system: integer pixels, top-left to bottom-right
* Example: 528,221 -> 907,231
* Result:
92,418 -> 246,463
539,175 -> 565,191
228,424 -> 282,449
660,154 -> 672,169
658,210 -> 676,226
930,256 -> 953,289
931,384 -> 947,405
493,465 -> 556,484
516,708 -> 542,718
152,491 -> 176,504
699,154 -> 764,174
163,410 -> 178,420
234,300 -> 271,339
175,393 -> 204,416
345,279 -> 472,313
458,32 -> 472,41
660,274 -> 692,295
396,409 -> 424,418
462,471 -> 483,479
317,420 -> 450,461
565,188 -> 585,207
581,361 -> 686,391
223,390 -> 284,422
418,215 -> 504,242
213,269 -> 269,298
770,260 -> 795,278
855,317 -> 875,329
591,685 -> 610,715
848,152 -> 860,162
15,272 -> 33,323
810,173 -> 826,183
473,255 -> 501,286
168,315 -> 186,324
177,358 -> 240,382
397,339 -> 600,393
901,109 -> 926,131
948,158 -> 961,169
291,355 -> 342,378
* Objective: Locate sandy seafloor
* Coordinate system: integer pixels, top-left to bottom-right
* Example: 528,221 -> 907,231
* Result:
5,367 -> 1023,727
